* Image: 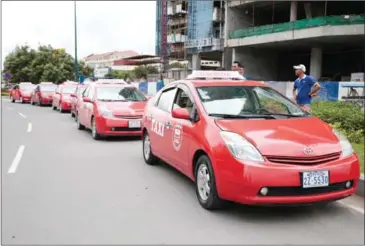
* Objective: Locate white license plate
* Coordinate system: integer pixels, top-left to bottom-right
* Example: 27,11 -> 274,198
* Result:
128,120 -> 141,128
302,170 -> 329,188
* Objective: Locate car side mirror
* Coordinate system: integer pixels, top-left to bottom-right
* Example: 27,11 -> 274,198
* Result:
172,108 -> 190,120
83,97 -> 92,103
70,93 -> 77,98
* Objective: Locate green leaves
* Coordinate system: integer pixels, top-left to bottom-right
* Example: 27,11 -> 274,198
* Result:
2,44 -> 94,84
311,101 -> 364,144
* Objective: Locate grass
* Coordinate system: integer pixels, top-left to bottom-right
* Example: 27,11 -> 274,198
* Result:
353,143 -> 364,173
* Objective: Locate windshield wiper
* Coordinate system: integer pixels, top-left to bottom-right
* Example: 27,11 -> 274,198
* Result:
261,113 -> 306,118
208,113 -> 275,119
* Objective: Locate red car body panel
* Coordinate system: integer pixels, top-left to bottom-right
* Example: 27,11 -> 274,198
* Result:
142,79 -> 361,206
77,83 -> 147,137
52,82 -> 78,111
10,83 -> 35,103
71,84 -> 87,116
31,83 -> 56,105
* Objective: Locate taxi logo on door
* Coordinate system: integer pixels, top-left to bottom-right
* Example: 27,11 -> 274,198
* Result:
172,123 -> 183,151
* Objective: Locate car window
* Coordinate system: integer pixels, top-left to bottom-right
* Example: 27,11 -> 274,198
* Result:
173,88 -> 195,114
35,85 -> 40,91
88,87 -> 95,100
40,85 -> 56,92
61,86 -> 77,94
83,86 -> 90,97
96,86 -> 146,102
76,87 -> 85,96
157,88 -> 177,112
196,86 -> 306,116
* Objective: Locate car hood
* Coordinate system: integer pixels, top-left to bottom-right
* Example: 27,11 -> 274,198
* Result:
97,101 -> 146,116
214,117 -> 341,157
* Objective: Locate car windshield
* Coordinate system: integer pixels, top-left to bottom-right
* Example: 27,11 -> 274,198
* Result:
61,86 -> 77,94
40,85 -> 56,92
196,86 -> 307,118
96,86 -> 146,101
19,84 -> 35,91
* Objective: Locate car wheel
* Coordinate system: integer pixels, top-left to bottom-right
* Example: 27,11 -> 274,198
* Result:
142,131 -> 158,165
20,96 -> 24,104
10,95 -> 15,103
71,111 -> 75,118
52,102 -> 56,110
195,155 -> 224,210
91,117 -> 101,140
76,114 -> 85,130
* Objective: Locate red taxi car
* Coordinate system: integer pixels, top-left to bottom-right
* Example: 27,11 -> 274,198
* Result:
76,81 -> 147,140
70,83 -> 88,118
10,82 -> 36,103
52,81 -> 78,113
141,71 -> 360,210
30,82 -> 57,106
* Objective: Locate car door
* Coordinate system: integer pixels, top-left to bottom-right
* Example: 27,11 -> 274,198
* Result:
84,86 -> 95,129
149,86 -> 177,161
53,86 -> 60,106
169,85 -> 198,173
34,86 -> 40,103
13,85 -> 20,100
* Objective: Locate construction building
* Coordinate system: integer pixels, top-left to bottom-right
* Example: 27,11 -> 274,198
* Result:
225,1 -> 364,81
156,0 -> 225,71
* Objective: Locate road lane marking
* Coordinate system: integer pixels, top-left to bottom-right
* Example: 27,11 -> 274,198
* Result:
337,200 -> 364,214
18,112 -> 26,118
8,145 -> 25,174
27,123 -> 32,133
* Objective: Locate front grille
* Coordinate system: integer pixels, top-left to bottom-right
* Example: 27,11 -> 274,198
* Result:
115,115 -> 142,119
111,127 -> 142,132
258,181 -> 352,197
266,152 -> 341,165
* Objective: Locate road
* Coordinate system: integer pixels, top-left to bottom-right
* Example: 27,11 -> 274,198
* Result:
1,98 -> 364,244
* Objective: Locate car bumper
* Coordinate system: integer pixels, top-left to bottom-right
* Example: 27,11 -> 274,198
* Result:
22,96 -> 31,102
214,153 -> 360,205
41,98 -> 53,105
61,101 -> 72,111
96,116 -> 142,136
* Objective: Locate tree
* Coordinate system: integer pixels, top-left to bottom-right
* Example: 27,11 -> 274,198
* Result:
133,66 -> 158,79
2,45 -> 37,83
2,44 -> 94,84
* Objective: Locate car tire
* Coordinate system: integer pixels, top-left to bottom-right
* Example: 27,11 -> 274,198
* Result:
142,131 -> 158,165
71,111 -> 75,118
91,117 -> 101,140
76,114 -> 85,130
195,154 -> 225,210
10,95 -> 15,103
20,96 -> 24,104
52,103 -> 56,110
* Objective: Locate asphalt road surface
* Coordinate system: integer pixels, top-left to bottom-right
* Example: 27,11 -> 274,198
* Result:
1,98 -> 364,245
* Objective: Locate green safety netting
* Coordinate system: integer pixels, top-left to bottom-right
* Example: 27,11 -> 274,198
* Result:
229,15 -> 364,39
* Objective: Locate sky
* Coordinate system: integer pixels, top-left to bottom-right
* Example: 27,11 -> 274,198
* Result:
1,1 -> 156,67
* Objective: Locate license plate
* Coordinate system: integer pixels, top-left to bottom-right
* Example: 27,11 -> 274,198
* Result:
128,120 -> 141,128
302,170 -> 329,188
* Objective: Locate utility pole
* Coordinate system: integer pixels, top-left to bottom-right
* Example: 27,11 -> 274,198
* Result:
74,1 -> 79,82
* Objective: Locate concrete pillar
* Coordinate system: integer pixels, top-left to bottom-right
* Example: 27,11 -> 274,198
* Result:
290,1 -> 298,22
310,47 -> 322,80
192,53 -> 201,70
304,3 -> 312,19
221,52 -> 225,68
232,48 -> 236,65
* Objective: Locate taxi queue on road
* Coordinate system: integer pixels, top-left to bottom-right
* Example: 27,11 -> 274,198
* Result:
7,71 -> 361,210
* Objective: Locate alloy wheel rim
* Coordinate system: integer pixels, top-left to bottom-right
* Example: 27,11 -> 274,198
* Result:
144,134 -> 151,159
197,164 -> 211,201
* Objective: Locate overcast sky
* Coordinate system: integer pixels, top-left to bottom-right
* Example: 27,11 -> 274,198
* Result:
2,1 -> 156,67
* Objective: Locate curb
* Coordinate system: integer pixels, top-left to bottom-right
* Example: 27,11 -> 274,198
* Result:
356,174 -> 364,197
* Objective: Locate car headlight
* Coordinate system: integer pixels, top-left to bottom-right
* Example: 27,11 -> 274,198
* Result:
220,131 -> 264,162
99,107 -> 115,118
332,128 -> 353,157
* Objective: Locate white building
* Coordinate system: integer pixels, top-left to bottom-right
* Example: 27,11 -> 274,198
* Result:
84,50 -> 139,70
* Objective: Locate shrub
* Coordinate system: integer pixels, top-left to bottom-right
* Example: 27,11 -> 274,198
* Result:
311,101 -> 364,142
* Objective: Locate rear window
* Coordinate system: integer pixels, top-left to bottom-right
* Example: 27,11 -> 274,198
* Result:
61,86 -> 77,94
19,84 -> 35,91
40,85 -> 56,92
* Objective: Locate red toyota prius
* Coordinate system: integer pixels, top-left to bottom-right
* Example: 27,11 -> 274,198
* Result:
30,82 -> 57,106
52,81 -> 78,112
141,71 -> 360,210
76,81 -> 147,140
9,82 -> 36,103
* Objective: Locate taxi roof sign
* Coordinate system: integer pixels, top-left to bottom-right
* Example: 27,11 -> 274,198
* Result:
186,70 -> 245,80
